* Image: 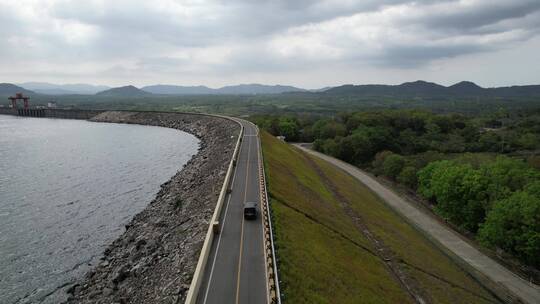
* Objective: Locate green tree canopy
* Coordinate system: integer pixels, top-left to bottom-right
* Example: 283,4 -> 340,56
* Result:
418,161 -> 489,231
383,154 -> 406,179
478,184 -> 540,267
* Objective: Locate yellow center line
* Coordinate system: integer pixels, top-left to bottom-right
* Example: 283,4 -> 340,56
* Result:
235,132 -> 251,304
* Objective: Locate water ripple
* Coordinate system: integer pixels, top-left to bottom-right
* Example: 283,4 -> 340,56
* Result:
0,115 -> 199,304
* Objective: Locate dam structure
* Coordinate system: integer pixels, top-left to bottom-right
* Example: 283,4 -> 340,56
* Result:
0,107 -> 103,119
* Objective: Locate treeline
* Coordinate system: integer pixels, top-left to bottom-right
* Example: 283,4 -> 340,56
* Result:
417,157 -> 539,266
252,110 -> 540,161
252,109 -> 540,268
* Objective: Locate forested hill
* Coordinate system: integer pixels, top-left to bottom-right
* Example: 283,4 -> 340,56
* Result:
0,83 -> 35,96
95,85 -> 152,97
324,80 -> 540,98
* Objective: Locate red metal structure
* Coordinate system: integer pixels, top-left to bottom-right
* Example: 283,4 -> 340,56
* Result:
9,93 -> 30,109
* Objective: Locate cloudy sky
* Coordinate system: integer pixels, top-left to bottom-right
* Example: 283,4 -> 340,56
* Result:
0,0 -> 539,88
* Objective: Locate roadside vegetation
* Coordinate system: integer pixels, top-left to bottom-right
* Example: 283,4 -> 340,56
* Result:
261,132 -> 500,304
256,109 -> 540,273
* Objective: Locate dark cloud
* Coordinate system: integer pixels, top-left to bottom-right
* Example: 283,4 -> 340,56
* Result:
375,43 -> 489,68
418,0 -> 540,33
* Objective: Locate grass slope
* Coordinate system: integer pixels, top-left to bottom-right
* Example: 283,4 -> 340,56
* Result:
262,132 -> 500,304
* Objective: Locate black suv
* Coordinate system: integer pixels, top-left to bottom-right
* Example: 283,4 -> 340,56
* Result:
243,201 -> 258,220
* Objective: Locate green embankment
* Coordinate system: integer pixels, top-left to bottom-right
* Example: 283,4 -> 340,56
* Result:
261,132 -> 499,304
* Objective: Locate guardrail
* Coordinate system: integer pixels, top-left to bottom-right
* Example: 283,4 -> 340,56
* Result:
184,118 -> 244,304
254,124 -> 282,304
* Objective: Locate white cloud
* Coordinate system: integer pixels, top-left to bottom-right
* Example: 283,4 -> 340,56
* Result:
0,0 -> 538,87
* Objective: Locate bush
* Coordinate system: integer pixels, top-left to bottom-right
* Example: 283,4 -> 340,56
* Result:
397,166 -> 418,189
382,154 -> 405,179
278,117 -> 300,142
372,150 -> 394,175
320,138 -> 340,157
417,161 -> 449,200
527,155 -> 540,170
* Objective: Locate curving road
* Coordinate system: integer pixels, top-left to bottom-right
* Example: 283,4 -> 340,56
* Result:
295,144 -> 540,304
197,121 -> 268,304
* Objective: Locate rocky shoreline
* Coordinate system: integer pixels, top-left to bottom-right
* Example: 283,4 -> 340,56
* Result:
66,111 -> 239,304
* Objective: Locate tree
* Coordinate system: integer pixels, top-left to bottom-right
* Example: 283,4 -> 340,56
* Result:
478,185 -> 540,267
418,161 -> 489,231
354,125 -> 394,153
417,161 -> 446,200
398,128 -> 425,154
372,150 -> 394,176
478,132 -> 501,152
527,155 -> 540,170
424,122 -> 443,141
278,117 -> 299,141
313,139 -> 324,152
312,120 -> 346,139
334,136 -> 355,162
517,133 -> 539,150
482,156 -> 540,204
320,138 -> 340,157
397,166 -> 418,189
382,154 -> 406,179
439,132 -> 466,153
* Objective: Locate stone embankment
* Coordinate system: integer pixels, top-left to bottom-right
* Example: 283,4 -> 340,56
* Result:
66,111 -> 239,304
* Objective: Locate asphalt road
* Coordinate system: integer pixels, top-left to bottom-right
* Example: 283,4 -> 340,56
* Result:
295,144 -> 540,304
197,121 -> 268,304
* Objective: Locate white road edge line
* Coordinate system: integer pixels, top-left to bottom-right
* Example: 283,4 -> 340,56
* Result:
257,134 -> 271,304
201,140 -> 241,304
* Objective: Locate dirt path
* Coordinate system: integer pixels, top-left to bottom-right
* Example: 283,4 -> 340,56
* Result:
294,144 -> 540,304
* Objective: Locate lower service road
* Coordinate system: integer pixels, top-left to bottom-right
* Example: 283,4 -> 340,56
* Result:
197,120 -> 268,304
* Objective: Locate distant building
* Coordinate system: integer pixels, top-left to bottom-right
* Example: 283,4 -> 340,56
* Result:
47,102 -> 57,108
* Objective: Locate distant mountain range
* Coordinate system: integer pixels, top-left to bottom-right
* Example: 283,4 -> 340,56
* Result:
324,80 -> 540,98
141,84 -> 306,95
141,85 -> 215,95
15,82 -> 308,95
18,82 -> 110,95
4,81 -> 540,99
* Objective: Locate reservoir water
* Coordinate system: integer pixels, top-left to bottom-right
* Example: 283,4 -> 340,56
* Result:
0,115 -> 199,304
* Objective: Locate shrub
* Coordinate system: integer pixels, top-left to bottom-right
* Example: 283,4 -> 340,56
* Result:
382,154 -> 405,179
372,150 -> 394,175
397,166 -> 418,189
